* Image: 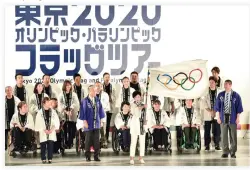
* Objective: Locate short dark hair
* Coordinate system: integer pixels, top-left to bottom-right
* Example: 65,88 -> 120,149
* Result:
185,99 -> 194,102
73,73 -> 81,80
50,98 -> 57,101
211,67 -> 220,74
42,97 -> 50,104
17,101 -> 27,111
103,72 -> 110,78
209,76 -> 217,83
33,82 -> 43,94
122,76 -> 129,81
225,79 -> 232,85
62,80 -> 72,92
120,101 -> 130,111
132,91 -> 141,98
153,100 -> 161,105
42,74 -> 50,79
130,71 -> 138,76
15,73 -> 23,80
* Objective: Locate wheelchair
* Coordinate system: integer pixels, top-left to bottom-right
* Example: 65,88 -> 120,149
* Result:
8,129 -> 37,158
75,128 -> 85,156
112,126 -> 141,155
145,128 -> 172,155
112,126 -> 130,154
177,127 -> 201,154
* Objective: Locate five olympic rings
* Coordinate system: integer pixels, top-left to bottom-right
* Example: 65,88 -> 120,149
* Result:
156,68 -> 203,91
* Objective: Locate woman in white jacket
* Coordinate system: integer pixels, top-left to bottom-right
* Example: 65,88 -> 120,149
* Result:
29,82 -> 49,149
58,80 -> 80,149
10,101 -> 34,154
180,99 -> 201,148
35,97 -> 60,164
148,100 -> 171,149
116,76 -> 135,109
114,101 -> 132,152
29,82 -> 49,122
129,91 -> 147,165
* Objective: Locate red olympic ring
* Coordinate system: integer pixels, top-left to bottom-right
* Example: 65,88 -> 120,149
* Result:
189,68 -> 203,83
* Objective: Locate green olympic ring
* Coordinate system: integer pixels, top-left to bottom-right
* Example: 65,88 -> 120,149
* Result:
181,77 -> 196,91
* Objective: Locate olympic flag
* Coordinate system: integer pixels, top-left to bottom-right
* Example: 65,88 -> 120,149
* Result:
148,59 -> 209,99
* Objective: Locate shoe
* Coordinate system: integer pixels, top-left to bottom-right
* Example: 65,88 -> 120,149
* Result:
221,154 -> 228,158
86,157 -> 91,162
231,153 -> 236,158
130,160 -> 134,165
205,146 -> 210,151
139,159 -> 145,164
161,145 -> 165,149
158,145 -> 161,149
42,160 -> 46,164
215,146 -> 222,151
94,157 -> 101,161
48,160 -> 52,164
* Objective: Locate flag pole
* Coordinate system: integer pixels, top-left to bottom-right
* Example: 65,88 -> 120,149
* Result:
143,65 -> 150,129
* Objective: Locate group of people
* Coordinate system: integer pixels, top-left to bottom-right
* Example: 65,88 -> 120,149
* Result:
5,67 -> 243,165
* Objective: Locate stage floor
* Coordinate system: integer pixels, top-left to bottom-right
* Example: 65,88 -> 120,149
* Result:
5,138 -> 250,166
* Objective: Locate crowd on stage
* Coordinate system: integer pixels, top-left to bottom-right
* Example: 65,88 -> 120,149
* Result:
5,66 -> 243,165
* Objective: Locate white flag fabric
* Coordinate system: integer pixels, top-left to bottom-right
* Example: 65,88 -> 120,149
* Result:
148,59 -> 209,99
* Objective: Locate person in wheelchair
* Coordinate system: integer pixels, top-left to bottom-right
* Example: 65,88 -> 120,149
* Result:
180,99 -> 201,149
114,101 -> 132,152
148,100 -> 171,150
10,101 -> 34,155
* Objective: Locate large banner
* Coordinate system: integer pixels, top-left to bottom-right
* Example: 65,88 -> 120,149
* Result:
149,60 -> 208,99
5,5 -> 164,85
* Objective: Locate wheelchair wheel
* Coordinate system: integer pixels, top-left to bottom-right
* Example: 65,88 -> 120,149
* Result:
196,130 -> 201,153
111,127 -> 120,154
33,150 -> 37,157
145,133 -> 149,154
10,151 -> 17,158
177,132 -> 184,154
61,148 -> 65,156
165,131 -> 172,154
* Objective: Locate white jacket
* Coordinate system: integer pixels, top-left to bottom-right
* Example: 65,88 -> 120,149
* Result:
130,102 -> 147,135
201,88 -> 222,121
10,112 -> 34,130
13,85 -> 30,105
97,91 -> 110,123
173,99 -> 182,126
29,93 -> 49,122
58,92 -> 80,122
35,109 -> 60,143
116,87 -> 135,108
148,109 -> 171,134
114,112 -> 132,129
5,96 -> 21,129
180,107 -> 201,125
43,84 -> 58,99
103,83 -> 117,113
162,97 -> 175,112
72,83 -> 87,107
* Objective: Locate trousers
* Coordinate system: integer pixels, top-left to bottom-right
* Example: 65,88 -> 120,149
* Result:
130,134 -> 145,157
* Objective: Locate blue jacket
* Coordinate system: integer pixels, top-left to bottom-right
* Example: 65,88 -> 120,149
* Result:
215,91 -> 243,124
79,96 -> 105,131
